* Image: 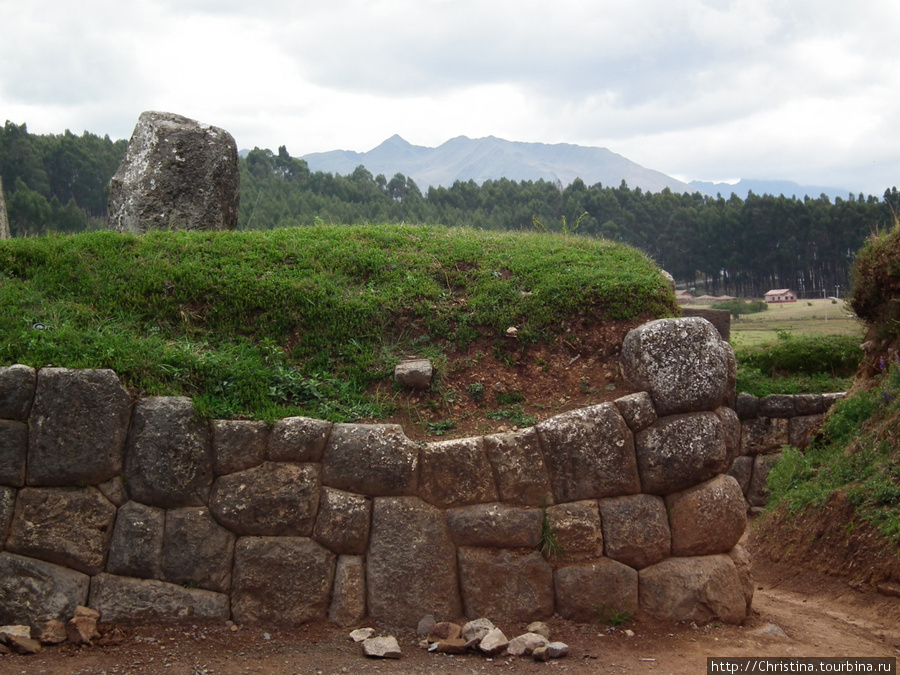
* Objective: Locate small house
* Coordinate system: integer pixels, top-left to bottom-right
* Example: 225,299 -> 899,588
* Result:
764,289 -> 797,303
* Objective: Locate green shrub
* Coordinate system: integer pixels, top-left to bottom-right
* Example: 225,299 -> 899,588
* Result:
736,333 -> 862,377
711,298 -> 768,319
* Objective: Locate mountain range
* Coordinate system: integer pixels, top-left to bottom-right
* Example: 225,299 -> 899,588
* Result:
295,135 -> 852,200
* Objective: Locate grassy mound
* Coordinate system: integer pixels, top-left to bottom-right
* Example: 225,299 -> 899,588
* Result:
0,225 -> 676,421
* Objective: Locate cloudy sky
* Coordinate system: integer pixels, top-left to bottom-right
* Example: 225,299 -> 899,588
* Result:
2,0 -> 899,195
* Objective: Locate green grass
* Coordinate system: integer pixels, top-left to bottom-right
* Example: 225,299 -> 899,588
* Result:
730,298 -> 862,347
0,225 -> 676,421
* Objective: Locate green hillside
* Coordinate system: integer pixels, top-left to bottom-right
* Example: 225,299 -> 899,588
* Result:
0,225 -> 676,422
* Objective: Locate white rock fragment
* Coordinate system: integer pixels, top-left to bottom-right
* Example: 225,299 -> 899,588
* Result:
362,635 -> 402,659
349,627 -> 375,642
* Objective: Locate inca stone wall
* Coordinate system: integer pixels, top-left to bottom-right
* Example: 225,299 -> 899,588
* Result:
1,318 -> 775,631
729,390 -> 844,509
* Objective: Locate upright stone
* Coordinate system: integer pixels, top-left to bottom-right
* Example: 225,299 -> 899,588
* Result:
27,368 -> 132,486
161,507 -> 236,593
108,111 -> 240,233
105,501 -> 165,579
367,497 -> 461,626
124,397 -> 213,508
621,317 -> 732,415
329,555 -> 366,627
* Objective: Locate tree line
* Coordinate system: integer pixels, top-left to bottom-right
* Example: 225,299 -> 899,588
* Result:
1,121 -> 895,298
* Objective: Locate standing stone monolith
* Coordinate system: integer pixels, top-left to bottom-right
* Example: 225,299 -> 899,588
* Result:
0,176 -> 10,239
107,111 -> 240,233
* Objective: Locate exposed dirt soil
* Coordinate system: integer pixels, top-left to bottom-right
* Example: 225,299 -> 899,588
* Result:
6,525 -> 900,674
367,319 -> 645,441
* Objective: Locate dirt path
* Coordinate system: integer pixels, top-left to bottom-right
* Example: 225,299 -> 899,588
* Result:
5,542 -> 898,675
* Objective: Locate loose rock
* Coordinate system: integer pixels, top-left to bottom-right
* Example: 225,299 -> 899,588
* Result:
362,635 -> 402,659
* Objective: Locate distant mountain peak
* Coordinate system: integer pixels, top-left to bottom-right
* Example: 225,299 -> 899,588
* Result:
302,135 -> 694,193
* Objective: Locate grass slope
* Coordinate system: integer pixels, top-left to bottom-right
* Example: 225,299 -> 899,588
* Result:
0,224 -> 676,421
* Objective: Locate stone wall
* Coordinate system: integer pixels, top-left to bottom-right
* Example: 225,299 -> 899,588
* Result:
729,391 -> 844,509
0,318 -> 757,630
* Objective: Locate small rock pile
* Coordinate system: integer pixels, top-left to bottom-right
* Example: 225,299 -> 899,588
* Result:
0,605 -> 100,655
351,616 -> 569,662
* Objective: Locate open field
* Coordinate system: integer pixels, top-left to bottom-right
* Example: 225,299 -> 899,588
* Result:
727,298 -> 864,346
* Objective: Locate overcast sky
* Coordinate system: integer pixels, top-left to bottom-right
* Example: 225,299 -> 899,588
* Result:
2,0 -> 899,196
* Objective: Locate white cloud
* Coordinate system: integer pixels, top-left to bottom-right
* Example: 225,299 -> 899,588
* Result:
1,0 -> 900,194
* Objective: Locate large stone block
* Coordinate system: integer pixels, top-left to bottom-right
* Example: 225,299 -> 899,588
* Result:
789,414 -> 825,449
27,368 -> 131,486
545,500 -> 604,562
161,507 -> 235,593
727,456 -> 754,495
108,111 -> 240,233
313,487 -> 371,555
598,493 -> 670,569
613,392 -> 657,433
554,558 -> 639,622
457,547 -> 554,622
535,404 -> 640,503
0,420 -> 26,487
0,364 -> 36,420
124,397 -> 213,508
419,437 -> 498,508
322,424 -> 419,496
367,497 -> 461,627
0,486 -> 15,545
482,428 -> 553,506
329,555 -> 366,627
740,417 -> 789,456
105,500 -> 165,579
758,395 -> 795,418
747,453 -> 782,507
231,537 -> 335,625
666,475 -> 747,557
635,412 -> 729,495
639,555 -> 748,624
621,317 -> 732,415
716,406 -> 742,466
209,462 -> 320,536
267,416 -> 332,463
89,573 -> 230,623
210,419 -> 268,476
445,503 -> 541,548
0,552 -> 90,628
6,487 -> 116,575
